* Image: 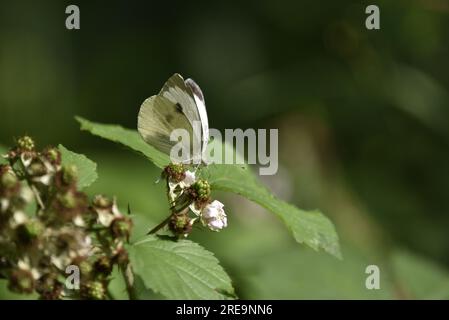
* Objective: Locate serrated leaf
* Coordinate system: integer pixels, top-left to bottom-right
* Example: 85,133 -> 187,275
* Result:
76,116 -> 169,168
59,144 -> 98,189
206,164 -> 341,258
76,117 -> 341,258
128,235 -> 235,300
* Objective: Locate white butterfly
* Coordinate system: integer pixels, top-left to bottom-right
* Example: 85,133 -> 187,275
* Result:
138,73 -> 209,164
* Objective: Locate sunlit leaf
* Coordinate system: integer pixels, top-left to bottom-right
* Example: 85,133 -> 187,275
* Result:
76,117 -> 341,258
128,235 -> 235,299
59,144 -> 98,189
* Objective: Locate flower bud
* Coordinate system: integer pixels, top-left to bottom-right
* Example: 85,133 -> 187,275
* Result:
42,147 -> 61,167
62,165 -> 78,186
110,216 -> 133,241
191,180 -> 210,201
15,219 -> 44,245
163,163 -> 186,183
70,257 -> 93,278
169,212 -> 193,236
51,190 -> 88,222
188,179 -> 211,211
94,256 -> 112,277
28,160 -> 47,177
80,281 -> 105,300
17,136 -> 35,151
8,268 -> 35,294
92,194 -> 112,209
0,166 -> 21,208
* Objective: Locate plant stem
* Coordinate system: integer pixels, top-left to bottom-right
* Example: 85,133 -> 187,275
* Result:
121,263 -> 137,300
30,183 -> 45,210
147,214 -> 172,235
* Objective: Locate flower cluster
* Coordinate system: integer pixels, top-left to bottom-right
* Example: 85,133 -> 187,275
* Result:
152,163 -> 227,237
0,136 -> 132,299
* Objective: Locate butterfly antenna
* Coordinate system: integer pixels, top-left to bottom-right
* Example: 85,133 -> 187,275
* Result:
127,203 -> 131,215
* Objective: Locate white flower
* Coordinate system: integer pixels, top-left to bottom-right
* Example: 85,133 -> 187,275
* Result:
189,202 -> 201,216
201,200 -> 227,231
11,211 -> 28,226
73,215 -> 85,227
96,197 -> 123,227
182,170 -> 196,187
20,153 -> 33,168
168,170 -> 196,203
0,199 -> 9,212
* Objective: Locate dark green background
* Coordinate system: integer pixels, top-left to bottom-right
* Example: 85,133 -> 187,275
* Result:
1,0 -> 449,299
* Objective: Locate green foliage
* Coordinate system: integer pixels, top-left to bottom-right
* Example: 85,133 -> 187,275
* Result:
57,141 -> 235,300
242,246 -> 393,299
0,280 -> 38,300
59,144 -> 98,189
76,117 -> 341,258
206,165 -> 341,258
0,145 -> 7,164
128,235 -> 235,299
391,250 -> 449,299
77,116 -> 169,168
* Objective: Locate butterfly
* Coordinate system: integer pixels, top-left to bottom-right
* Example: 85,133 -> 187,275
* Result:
137,73 -> 209,164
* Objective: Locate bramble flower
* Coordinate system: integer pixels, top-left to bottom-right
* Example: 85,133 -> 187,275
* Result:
201,200 -> 227,231
150,163 -> 228,237
92,195 -> 116,227
0,136 -> 132,299
167,168 -> 196,201
92,196 -> 126,228
181,170 -> 196,187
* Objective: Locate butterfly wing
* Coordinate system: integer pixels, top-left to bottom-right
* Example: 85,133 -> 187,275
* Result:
137,94 -> 194,161
185,78 -> 209,156
138,73 -> 209,163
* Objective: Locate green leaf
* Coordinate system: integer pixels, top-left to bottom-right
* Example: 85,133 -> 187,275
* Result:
392,250 -> 449,299
76,117 -> 341,258
76,116 -> 169,168
0,280 -> 39,300
59,144 -> 98,189
128,235 -> 235,300
206,164 -> 341,258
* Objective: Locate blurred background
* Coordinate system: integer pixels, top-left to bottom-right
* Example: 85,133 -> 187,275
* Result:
1,0 -> 449,299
